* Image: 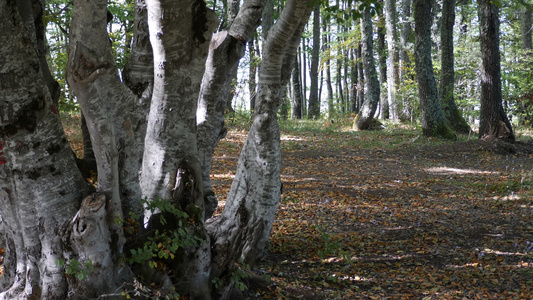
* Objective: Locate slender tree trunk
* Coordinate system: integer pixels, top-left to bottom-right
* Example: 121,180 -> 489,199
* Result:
477,0 -> 514,140
399,0 -> 412,82
308,5 -> 321,118
356,44 -> 365,113
291,56 -> 304,119
249,37 -> 258,113
355,7 -> 381,130
322,18 -> 335,117
440,0 -> 471,133
207,1 -> 313,293
385,0 -> 401,121
413,0 -> 455,139
197,0 -> 266,219
377,10 -> 389,120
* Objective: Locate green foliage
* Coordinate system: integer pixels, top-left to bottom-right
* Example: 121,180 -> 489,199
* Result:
128,198 -> 204,269
211,262 -> 251,292
57,258 -> 94,281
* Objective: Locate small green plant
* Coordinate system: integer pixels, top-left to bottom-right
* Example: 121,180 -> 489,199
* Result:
57,258 -> 94,280
315,225 -> 353,263
128,198 -> 204,269
211,262 -> 251,292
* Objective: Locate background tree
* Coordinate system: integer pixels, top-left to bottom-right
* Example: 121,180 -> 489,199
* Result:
439,0 -> 471,133
385,0 -> 400,121
413,0 -> 455,139
308,5 -> 321,118
478,0 -> 514,140
354,6 -> 380,130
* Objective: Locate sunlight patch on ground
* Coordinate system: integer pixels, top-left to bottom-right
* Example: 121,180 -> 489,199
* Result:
424,167 -> 499,175
281,135 -> 307,141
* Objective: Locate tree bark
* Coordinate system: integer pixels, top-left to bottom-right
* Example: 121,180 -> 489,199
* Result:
140,0 -> 218,297
439,0 -> 471,134
196,0 -> 266,219
413,0 -> 455,139
477,0 -> 514,140
308,5 -> 321,118
399,0 -> 412,82
355,7 -> 380,130
0,1 -> 91,297
207,1 -> 313,297
377,10 -> 389,120
290,56 -> 304,119
385,0 -> 401,121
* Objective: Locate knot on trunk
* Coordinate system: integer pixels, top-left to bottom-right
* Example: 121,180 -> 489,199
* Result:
70,42 -> 111,83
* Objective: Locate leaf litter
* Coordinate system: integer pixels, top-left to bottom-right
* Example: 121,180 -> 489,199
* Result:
4,116 -> 528,299
212,123 -> 533,299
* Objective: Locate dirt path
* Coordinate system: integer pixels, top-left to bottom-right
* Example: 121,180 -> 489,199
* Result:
212,129 -> 533,299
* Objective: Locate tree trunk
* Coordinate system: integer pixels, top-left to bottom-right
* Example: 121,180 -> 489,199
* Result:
308,5 -> 321,118
377,10 -> 389,120
197,0 -> 266,220
399,0 -> 412,82
290,56 -> 304,119
355,7 -> 381,130
356,44 -> 365,113
206,0 -> 313,296
249,36 -> 258,114
439,0 -> 471,134
413,0 -> 455,139
385,0 -> 401,121
0,1 -> 92,297
477,0 -> 514,140
323,17 -> 335,117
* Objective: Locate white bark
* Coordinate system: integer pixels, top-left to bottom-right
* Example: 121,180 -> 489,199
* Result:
197,0 -> 266,219
0,1 -> 91,297
207,1 -> 313,292
141,0 -> 217,298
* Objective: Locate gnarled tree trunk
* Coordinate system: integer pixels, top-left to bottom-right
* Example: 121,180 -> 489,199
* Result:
355,6 -> 381,130
413,0 -> 455,139
206,0 -> 313,297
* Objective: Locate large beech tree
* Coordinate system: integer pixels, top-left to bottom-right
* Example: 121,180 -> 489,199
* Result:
0,0 -> 313,299
413,0 -> 455,139
477,0 -> 514,140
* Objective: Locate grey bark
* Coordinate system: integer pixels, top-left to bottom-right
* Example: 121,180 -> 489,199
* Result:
322,18 -> 335,117
355,7 -> 380,130
385,0 -> 401,121
0,0 -> 91,297
291,55 -> 304,119
249,37 -> 258,113
399,0 -> 412,82
207,1 -> 313,297
377,10 -> 389,120
141,0 -> 218,297
196,0 -> 266,219
413,0 -> 455,139
308,5 -> 321,118
356,44 -> 365,113
477,0 -> 514,140
439,0 -> 471,133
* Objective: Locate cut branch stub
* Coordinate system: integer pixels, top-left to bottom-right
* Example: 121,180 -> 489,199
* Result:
68,193 -> 116,294
70,42 -> 111,84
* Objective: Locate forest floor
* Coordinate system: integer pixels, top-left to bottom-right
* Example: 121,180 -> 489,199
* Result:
60,115 -> 533,299
210,118 -> 533,300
